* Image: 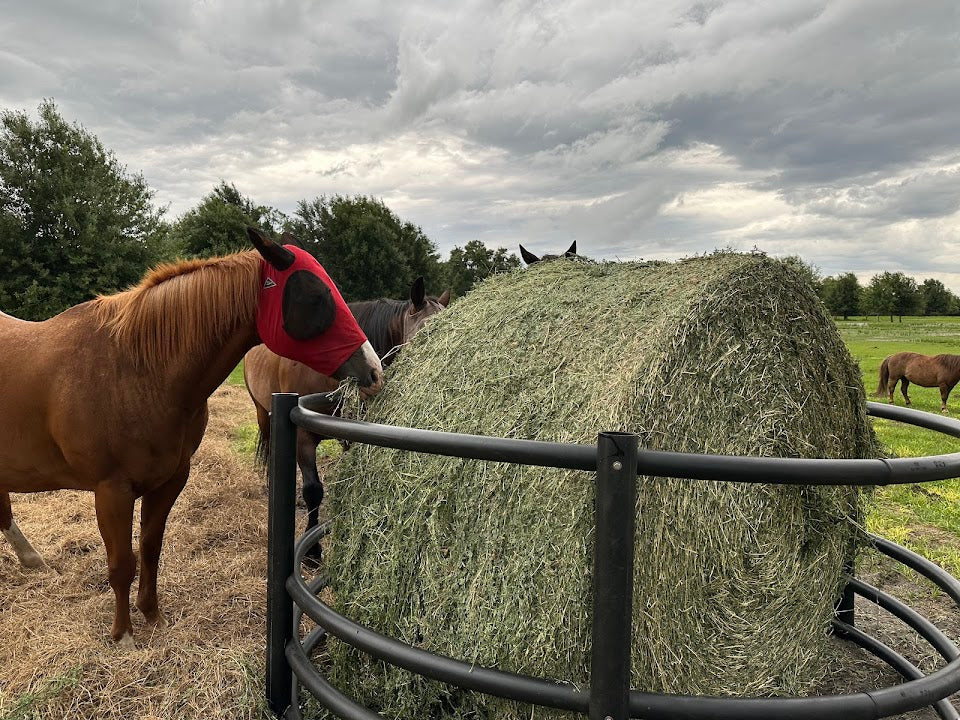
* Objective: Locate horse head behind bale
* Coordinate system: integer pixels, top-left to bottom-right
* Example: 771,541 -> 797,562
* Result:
518,241 -> 578,265
0,228 -> 382,646
243,276 -> 451,552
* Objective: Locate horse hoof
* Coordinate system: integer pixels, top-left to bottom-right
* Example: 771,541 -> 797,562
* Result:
146,612 -> 168,629
116,632 -> 135,649
21,552 -> 46,569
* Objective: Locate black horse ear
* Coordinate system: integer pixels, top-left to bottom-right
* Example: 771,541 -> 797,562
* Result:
437,289 -> 451,307
248,227 -> 295,271
410,276 -> 426,310
519,244 -> 540,265
280,231 -> 308,250
565,241 -> 577,257
281,270 -> 335,339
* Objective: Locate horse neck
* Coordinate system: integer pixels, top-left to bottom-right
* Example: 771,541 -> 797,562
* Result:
94,251 -> 262,405
349,299 -> 406,359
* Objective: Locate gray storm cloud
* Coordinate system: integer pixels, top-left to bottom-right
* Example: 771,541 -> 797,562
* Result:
1,0 -> 958,285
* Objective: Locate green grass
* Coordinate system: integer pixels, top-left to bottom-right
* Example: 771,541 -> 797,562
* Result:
232,422 -> 260,459
0,667 -> 83,720
836,315 -> 960,574
226,361 -> 245,387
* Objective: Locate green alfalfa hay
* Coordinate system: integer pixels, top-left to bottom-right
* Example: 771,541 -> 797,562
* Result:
322,252 -> 878,719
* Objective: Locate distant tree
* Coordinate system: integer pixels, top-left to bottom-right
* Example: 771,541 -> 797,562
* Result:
0,100 -> 168,319
780,255 -> 822,294
444,240 -> 522,297
821,273 -> 861,320
920,278 -> 958,316
289,195 -> 443,301
173,181 -> 287,258
866,272 -> 923,321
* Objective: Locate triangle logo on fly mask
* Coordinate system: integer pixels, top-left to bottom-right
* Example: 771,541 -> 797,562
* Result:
256,245 -> 368,376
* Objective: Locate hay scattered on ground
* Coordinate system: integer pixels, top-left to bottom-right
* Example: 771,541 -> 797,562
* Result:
0,385 -> 271,720
325,252 -> 879,720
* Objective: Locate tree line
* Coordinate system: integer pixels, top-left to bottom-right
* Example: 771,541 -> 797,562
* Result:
807,263 -> 958,322
0,102 -> 520,320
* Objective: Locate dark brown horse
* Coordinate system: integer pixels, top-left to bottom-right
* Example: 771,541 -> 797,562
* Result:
519,241 -> 578,265
0,229 -> 383,645
243,277 -> 450,544
876,351 -> 960,413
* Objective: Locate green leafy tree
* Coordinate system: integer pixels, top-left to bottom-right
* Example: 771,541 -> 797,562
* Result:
444,240 -> 522,297
821,273 -> 861,320
920,278 -> 958,316
289,194 -> 443,301
866,272 -> 923,321
173,181 -> 287,258
0,100 -> 169,319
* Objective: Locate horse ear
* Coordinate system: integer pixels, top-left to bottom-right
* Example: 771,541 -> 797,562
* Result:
519,244 -> 540,265
280,231 -> 307,250
248,227 -> 295,271
437,289 -> 451,307
410,276 -> 426,310
565,240 -> 577,257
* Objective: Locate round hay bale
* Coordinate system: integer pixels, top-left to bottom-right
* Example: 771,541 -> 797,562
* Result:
324,252 -> 877,719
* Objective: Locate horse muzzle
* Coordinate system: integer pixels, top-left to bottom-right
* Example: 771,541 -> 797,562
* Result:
360,367 -> 385,398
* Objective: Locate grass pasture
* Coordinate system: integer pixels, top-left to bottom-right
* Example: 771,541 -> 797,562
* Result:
837,316 -> 960,576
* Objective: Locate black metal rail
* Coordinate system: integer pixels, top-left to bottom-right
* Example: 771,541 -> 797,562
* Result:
266,393 -> 960,720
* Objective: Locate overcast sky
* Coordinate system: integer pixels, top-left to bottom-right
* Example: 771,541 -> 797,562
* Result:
2,1 -> 959,287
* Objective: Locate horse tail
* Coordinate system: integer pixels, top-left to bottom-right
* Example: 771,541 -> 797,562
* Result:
255,424 -> 270,474
876,358 -> 890,396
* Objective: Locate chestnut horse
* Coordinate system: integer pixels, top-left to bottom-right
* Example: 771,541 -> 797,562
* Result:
243,277 -> 450,545
0,229 -> 383,645
876,351 -> 960,413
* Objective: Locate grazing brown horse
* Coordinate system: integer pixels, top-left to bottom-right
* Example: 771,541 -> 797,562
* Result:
876,351 -> 960,413
243,277 -> 450,545
0,228 -> 383,646
519,240 -> 578,265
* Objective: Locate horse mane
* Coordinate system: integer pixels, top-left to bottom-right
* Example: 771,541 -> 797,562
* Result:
939,354 -> 960,373
349,298 -> 408,359
93,251 -> 262,370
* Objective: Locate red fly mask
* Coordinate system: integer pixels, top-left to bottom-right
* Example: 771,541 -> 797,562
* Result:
254,240 -> 368,376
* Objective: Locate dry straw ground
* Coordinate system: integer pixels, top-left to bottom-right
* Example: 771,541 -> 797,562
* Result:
0,385 -> 270,720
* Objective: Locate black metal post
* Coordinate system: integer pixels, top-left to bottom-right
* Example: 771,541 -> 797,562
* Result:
590,432 -> 639,720
267,393 -> 300,717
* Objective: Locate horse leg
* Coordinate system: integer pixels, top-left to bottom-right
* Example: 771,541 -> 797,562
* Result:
297,429 -> 324,560
136,464 -> 190,628
900,379 -> 911,406
940,384 -> 952,414
0,491 -> 45,568
94,482 -> 137,647
887,376 -> 897,404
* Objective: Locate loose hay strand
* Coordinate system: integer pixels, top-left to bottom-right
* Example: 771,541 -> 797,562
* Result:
324,252 -> 877,720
